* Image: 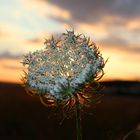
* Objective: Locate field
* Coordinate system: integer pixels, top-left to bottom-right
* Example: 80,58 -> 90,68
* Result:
0,81 -> 140,140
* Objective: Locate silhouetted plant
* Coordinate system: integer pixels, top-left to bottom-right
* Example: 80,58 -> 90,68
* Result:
21,30 -> 106,140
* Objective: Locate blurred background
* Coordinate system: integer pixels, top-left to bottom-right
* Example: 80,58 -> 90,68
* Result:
0,0 -> 140,83
0,0 -> 140,139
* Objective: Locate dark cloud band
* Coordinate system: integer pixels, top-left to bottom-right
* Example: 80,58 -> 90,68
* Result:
47,0 -> 140,23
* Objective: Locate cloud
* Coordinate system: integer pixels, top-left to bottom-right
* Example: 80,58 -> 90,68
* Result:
27,38 -> 42,44
47,0 -> 140,24
100,35 -> 140,54
1,64 -> 22,70
45,0 -> 140,50
0,51 -> 22,59
132,28 -> 140,35
48,16 -> 73,26
101,35 -> 128,46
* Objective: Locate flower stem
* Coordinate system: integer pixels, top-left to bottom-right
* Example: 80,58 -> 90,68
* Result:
75,94 -> 82,140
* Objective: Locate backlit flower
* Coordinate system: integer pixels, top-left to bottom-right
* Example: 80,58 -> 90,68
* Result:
22,30 -> 106,108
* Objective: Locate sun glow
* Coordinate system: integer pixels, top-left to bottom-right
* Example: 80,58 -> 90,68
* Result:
0,0 -> 140,83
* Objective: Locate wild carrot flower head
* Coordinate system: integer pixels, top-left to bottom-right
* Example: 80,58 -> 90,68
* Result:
22,30 -> 106,107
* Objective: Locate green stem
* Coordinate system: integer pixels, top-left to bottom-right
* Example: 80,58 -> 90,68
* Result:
75,94 -> 82,140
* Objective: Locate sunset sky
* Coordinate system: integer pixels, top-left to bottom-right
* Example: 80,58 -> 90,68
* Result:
0,0 -> 140,83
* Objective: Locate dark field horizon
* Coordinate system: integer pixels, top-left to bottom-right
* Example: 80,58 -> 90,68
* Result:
0,81 -> 140,140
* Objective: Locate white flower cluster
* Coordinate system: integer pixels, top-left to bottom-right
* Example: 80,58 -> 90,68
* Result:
22,30 -> 104,101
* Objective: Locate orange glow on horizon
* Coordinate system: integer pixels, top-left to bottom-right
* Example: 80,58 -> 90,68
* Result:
0,59 -> 23,84
0,47 -> 140,84
0,0 -> 140,83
